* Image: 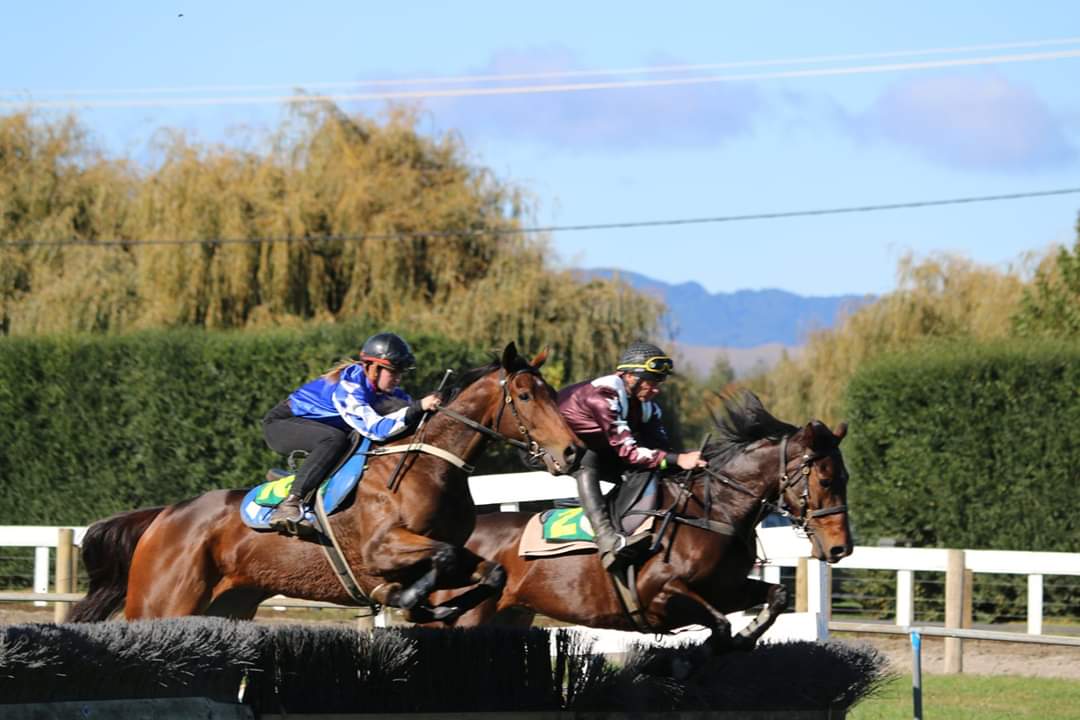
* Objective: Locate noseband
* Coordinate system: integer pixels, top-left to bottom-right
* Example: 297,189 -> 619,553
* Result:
775,434 -> 848,531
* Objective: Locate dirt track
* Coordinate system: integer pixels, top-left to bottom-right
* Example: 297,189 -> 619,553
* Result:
3,605 -> 1077,680
834,633 -> 1080,680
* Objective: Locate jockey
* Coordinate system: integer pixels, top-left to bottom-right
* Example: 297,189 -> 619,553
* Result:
557,341 -> 706,572
262,332 -> 442,534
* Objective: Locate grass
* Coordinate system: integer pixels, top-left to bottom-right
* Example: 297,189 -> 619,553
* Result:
850,674 -> 1080,719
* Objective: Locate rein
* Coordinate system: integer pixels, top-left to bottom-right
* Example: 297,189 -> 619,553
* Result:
382,367 -> 545,491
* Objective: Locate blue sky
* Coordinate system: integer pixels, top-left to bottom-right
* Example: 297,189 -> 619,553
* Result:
3,2 -> 1079,296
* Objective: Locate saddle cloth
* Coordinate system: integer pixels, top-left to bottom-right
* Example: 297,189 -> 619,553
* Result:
517,509 -> 653,558
240,436 -> 372,530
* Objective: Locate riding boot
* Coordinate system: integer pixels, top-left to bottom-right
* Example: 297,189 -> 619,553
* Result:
576,467 -> 650,572
268,493 -> 305,535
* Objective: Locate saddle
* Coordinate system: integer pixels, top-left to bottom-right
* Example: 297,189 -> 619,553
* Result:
518,468 -> 658,558
240,433 -> 372,531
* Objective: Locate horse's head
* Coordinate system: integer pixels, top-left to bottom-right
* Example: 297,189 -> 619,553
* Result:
493,343 -> 582,475
782,420 -> 853,563
447,342 -> 581,475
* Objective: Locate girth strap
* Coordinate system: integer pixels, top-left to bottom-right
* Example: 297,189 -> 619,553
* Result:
312,484 -> 377,609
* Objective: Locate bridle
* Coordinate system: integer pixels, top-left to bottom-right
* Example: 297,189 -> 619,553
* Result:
380,367 -> 553,492
772,434 -> 848,532
645,432 -> 848,542
434,367 -> 548,464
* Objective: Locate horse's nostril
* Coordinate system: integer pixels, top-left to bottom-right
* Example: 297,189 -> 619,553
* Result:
830,545 -> 848,560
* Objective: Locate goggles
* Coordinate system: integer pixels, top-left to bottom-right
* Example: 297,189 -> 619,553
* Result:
617,355 -> 674,376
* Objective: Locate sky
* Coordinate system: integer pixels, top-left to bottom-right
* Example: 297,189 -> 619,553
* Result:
3,2 -> 1079,297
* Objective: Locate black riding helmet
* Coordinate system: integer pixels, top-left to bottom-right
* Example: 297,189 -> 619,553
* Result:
616,341 -> 674,382
360,332 -> 416,372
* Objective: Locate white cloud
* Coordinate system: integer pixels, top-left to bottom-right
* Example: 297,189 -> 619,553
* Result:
851,72 -> 1076,172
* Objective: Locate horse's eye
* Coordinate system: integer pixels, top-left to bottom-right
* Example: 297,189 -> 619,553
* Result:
518,392 -> 531,401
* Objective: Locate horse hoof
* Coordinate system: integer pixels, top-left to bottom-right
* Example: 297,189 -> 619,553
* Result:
731,633 -> 757,652
430,605 -> 461,622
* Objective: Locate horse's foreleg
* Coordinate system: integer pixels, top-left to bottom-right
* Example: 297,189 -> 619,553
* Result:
648,577 -> 733,653
725,579 -> 787,651
425,549 -> 507,622
364,527 -> 465,622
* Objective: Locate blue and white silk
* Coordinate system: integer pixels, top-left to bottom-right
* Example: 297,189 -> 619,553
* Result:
288,364 -> 414,440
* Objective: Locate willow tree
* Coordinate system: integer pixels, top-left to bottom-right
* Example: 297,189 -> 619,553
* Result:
747,252 -> 1027,425
0,105 -> 662,380
0,112 -> 137,334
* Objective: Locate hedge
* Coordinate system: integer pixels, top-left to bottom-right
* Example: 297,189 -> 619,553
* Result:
843,339 -> 1080,552
0,323 -> 483,526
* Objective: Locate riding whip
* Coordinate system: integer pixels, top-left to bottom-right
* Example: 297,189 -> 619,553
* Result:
386,368 -> 455,490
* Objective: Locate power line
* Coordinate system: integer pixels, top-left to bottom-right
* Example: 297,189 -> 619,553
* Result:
5,47 -> 1080,110
8,35 -> 1080,100
5,187 -> 1078,249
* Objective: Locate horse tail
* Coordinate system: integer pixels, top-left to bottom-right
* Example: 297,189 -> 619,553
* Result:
67,506 -> 165,622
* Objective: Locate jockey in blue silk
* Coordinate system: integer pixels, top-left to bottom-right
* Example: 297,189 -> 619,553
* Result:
262,332 -> 442,534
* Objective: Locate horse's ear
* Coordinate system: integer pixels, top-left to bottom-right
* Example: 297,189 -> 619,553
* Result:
799,422 -> 818,451
530,347 -> 549,368
834,422 -> 848,442
501,342 -> 520,368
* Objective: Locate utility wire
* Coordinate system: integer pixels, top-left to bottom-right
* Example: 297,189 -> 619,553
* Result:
5,187 -> 1078,249
5,47 -> 1080,110
8,35 -> 1080,99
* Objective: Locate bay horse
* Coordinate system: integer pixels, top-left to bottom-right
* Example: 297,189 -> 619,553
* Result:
69,343 -> 581,624
431,390 -> 852,652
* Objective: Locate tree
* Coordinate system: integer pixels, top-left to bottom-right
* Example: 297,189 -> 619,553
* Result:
1012,215 -> 1080,339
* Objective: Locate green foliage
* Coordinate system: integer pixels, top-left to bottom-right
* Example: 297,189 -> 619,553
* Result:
1012,217 -> 1080,338
0,322 -> 482,525
843,339 -> 1080,552
0,107 -> 662,380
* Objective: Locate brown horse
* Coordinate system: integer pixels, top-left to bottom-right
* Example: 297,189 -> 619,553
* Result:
70,343 -> 581,624
431,390 -> 852,651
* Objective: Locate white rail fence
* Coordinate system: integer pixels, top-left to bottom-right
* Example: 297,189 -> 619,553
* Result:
3,471 -> 1078,656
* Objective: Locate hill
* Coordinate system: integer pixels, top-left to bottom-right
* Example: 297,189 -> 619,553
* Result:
585,269 -> 873,348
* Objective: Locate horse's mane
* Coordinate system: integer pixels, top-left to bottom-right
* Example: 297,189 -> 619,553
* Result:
703,389 -> 797,467
445,352 -> 534,402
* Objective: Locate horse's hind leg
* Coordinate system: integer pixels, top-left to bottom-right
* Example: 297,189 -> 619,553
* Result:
125,517 -> 216,618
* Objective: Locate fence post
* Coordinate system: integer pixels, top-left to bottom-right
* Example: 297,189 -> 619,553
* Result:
33,547 -> 50,608
1028,574 -> 1044,635
896,569 -> 914,626
944,549 -> 965,674
806,558 -> 831,640
795,557 -> 808,612
54,529 -> 73,623
963,569 -> 974,629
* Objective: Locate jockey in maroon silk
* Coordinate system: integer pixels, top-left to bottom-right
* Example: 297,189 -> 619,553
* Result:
556,341 -> 706,572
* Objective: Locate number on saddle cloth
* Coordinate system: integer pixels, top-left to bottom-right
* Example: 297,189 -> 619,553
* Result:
539,468 -> 658,542
239,434 -> 373,530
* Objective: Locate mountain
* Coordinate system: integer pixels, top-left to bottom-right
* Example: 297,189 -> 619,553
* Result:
586,269 -> 873,349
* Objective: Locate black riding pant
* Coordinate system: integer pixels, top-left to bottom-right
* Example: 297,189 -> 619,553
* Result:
573,449 -> 660,534
262,401 -> 352,500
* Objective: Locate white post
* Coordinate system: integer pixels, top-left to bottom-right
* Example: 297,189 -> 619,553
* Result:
33,546 -> 49,607
896,569 -> 914,626
763,564 -> 781,584
1027,574 -> 1044,636
806,558 -> 831,640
